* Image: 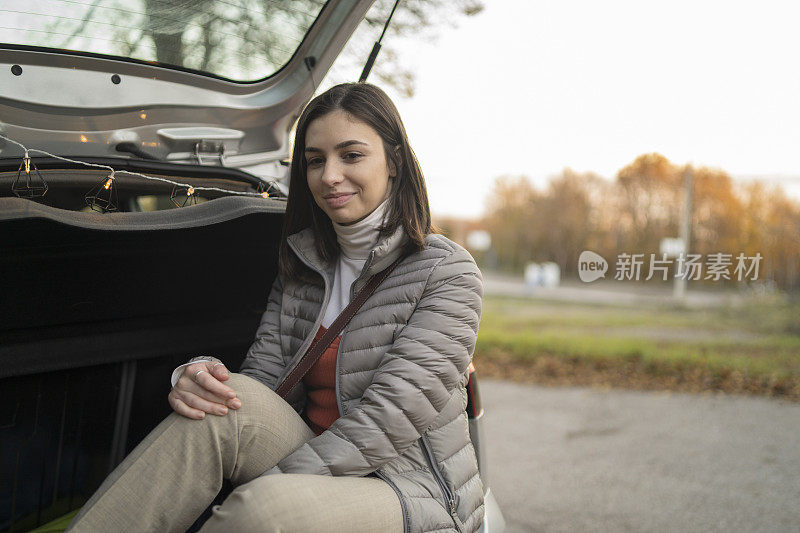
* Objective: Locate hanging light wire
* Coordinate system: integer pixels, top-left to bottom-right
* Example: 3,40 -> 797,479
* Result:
0,133 -> 284,200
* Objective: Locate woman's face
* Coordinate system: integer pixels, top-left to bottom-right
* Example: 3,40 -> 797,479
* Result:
304,110 -> 394,226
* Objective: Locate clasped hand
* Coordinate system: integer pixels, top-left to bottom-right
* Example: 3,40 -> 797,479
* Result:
168,361 -> 241,419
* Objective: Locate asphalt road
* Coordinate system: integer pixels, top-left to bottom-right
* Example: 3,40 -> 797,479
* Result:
480,380 -> 800,532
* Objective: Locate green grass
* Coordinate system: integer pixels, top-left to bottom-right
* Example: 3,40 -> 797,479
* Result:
475,294 -> 800,386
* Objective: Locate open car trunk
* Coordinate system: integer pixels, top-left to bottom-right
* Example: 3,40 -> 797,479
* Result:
0,194 -> 285,530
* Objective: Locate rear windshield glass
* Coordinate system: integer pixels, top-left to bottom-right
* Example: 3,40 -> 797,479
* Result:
1,0 -> 327,82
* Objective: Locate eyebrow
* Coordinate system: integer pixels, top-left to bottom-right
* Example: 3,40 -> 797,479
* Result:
305,140 -> 368,153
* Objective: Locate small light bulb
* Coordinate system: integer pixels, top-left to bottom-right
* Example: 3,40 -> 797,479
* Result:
140,113 -> 147,120
187,186 -> 194,196
261,191 -> 269,199
24,156 -> 30,174
80,135 -> 88,143
104,178 -> 113,190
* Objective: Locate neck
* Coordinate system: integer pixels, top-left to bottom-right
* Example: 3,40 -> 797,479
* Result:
332,199 -> 389,260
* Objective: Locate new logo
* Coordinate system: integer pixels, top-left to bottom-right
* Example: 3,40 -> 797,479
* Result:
578,251 -> 608,282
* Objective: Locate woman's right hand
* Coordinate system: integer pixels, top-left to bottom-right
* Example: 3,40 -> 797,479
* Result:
168,361 -> 241,419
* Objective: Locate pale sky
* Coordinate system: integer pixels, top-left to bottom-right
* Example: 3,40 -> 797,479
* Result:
327,0 -> 800,218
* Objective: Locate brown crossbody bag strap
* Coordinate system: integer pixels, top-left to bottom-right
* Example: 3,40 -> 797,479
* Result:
276,253 -> 406,399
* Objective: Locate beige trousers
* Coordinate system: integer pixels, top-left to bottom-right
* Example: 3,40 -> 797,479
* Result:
67,373 -> 404,532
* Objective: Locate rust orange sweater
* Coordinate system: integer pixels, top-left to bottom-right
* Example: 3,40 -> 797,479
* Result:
303,325 -> 341,435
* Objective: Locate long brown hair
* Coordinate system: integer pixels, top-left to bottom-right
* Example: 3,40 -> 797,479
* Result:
279,82 -> 436,281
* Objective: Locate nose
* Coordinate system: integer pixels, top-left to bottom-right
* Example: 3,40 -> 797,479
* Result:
320,160 -> 344,187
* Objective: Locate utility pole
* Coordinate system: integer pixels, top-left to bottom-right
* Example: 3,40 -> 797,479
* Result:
674,166 -> 693,299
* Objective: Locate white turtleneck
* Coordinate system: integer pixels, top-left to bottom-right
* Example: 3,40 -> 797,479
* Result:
321,197 -> 390,328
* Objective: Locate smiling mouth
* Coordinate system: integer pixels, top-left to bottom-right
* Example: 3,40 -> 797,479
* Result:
323,192 -> 355,208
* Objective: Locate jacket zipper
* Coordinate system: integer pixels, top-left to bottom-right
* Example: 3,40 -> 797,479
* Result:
374,469 -> 411,533
350,250 -> 376,301
421,436 -> 464,532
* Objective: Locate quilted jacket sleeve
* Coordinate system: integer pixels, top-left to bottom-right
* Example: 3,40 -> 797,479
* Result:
239,274 -> 287,390
267,247 -> 483,476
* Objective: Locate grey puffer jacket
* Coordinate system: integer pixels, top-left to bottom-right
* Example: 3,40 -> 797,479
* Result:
239,224 -> 485,533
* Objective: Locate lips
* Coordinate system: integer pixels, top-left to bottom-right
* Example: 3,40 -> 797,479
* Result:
323,192 -> 356,208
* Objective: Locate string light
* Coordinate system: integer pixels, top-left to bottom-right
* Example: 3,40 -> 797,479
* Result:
0,133 -> 285,209
11,150 -> 48,198
170,184 -> 199,208
85,172 -> 119,212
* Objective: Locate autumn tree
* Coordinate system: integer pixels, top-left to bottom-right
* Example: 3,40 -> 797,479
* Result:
614,155 -> 751,276
482,170 -> 603,274
739,182 -> 800,289
482,175 -> 538,272
690,165 -> 745,257
529,169 -> 601,272
615,153 -> 683,253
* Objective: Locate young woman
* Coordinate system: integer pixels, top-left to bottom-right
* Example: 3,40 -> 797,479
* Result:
68,83 -> 484,533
